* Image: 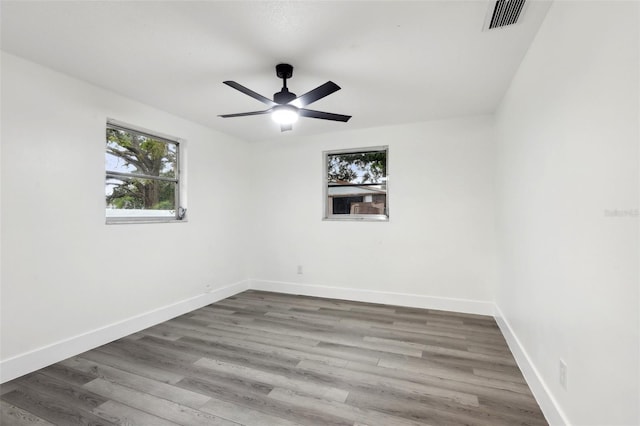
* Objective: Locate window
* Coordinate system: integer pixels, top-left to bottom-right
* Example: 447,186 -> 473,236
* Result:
105,121 -> 184,223
324,146 -> 388,221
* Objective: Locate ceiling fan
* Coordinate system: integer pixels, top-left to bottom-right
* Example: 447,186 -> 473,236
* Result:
219,64 -> 352,132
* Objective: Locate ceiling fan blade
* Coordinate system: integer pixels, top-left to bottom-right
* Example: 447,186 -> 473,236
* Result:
299,108 -> 351,122
291,81 -> 340,107
280,124 -> 293,132
218,109 -> 271,118
223,81 -> 277,107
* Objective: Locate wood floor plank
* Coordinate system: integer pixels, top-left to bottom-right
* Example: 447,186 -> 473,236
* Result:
79,349 -> 185,385
39,363 -> 97,387
265,310 -> 342,327
177,376 -> 352,426
477,396 -> 549,425
377,320 -> 473,339
0,382 -> 20,396
235,291 -> 350,311
220,319 -> 425,357
14,372 -> 108,413
420,343 -> 518,366
203,318 -> 322,346
198,306 -> 237,315
423,320 -> 505,339
346,386 -> 532,426
0,400 -> 55,426
91,400 -> 180,426
194,357 -> 350,402
159,322 -> 382,371
169,314 -> 322,347
346,359 -> 534,406
296,359 -> 479,407
148,322 -> 351,367
83,378 -> 239,426
473,367 -> 528,384
188,312 -> 253,325
133,327 -> 183,341
199,396 -> 303,426
1,387 -> 115,426
59,357 -> 211,409
162,318 -> 374,366
263,308 -> 498,352
218,297 -> 310,313
377,357 -> 530,394
126,334 -> 300,373
99,338 -> 202,367
268,387 -> 431,426
0,290 -> 547,425
94,340 -> 279,399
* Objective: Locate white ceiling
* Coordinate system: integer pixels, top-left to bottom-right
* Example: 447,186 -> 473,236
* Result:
1,1 -> 551,142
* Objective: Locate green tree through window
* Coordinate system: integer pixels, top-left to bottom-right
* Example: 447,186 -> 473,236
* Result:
327,151 -> 386,184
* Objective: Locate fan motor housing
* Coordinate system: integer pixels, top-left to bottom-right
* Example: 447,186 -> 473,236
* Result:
274,89 -> 296,104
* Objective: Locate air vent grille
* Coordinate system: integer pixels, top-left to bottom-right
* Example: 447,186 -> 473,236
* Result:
487,0 -> 526,29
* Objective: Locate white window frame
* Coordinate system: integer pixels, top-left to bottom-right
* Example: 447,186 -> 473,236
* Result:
323,146 -> 389,222
105,120 -> 185,224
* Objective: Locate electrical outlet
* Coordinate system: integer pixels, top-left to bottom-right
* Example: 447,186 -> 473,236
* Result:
297,265 -> 303,275
559,359 -> 567,389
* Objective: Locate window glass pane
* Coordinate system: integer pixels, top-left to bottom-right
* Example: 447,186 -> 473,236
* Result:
106,176 -> 176,217
327,151 -> 386,184
105,151 -> 137,174
106,128 -> 176,178
328,189 -> 387,215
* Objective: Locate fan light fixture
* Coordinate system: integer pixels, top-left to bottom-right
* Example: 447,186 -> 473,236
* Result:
271,105 -> 299,125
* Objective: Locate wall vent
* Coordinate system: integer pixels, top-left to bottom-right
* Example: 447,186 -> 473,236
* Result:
484,0 -> 526,30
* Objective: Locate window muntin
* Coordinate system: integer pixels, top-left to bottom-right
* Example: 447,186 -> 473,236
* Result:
105,122 -> 182,222
324,147 -> 388,221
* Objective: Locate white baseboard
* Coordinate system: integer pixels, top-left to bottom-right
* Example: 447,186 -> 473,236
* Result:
0,280 -> 249,383
494,304 -> 570,426
248,279 -> 494,316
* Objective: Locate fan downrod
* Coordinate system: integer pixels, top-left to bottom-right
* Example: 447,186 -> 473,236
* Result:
274,63 -> 296,104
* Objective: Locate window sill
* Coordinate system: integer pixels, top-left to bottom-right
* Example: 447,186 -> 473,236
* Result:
106,218 -> 188,225
323,215 -> 389,222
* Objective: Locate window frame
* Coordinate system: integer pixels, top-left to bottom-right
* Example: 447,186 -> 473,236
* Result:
105,120 -> 185,224
323,146 -> 389,222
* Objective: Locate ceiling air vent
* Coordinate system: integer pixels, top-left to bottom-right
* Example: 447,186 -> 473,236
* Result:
484,0 -> 526,30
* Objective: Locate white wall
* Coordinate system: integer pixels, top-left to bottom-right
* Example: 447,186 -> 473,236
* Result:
0,53 -> 250,374
249,116 -> 498,313
495,2 -> 639,425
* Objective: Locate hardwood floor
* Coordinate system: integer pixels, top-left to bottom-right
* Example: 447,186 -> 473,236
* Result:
0,290 -> 548,425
